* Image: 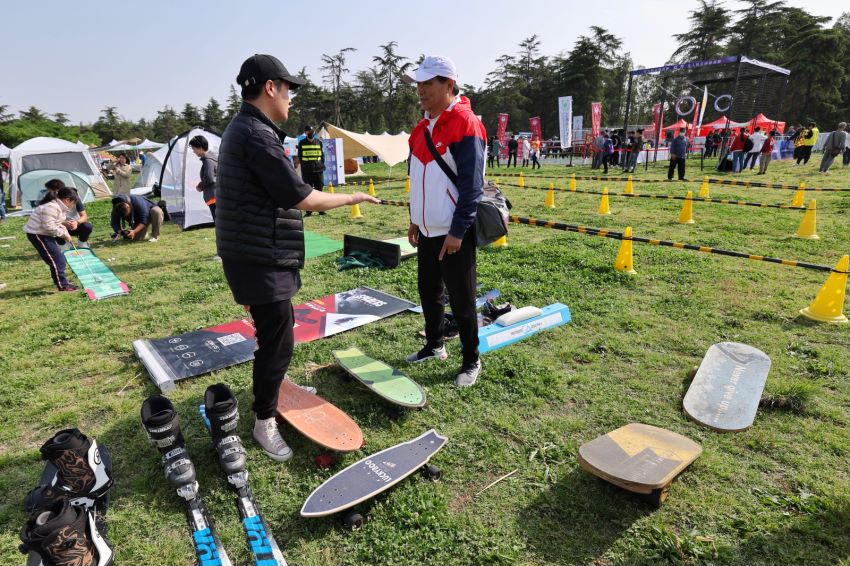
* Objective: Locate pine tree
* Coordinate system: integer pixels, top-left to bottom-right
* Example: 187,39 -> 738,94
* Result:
203,98 -> 225,131
672,0 -> 732,61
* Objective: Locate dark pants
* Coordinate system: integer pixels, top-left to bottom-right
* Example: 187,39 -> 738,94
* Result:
207,203 -> 216,222
68,222 -> 93,243
667,157 -> 686,180
27,233 -> 70,289
531,154 -> 540,169
742,152 -> 759,169
796,146 -> 812,164
417,229 -> 479,365
302,168 -> 324,190
602,154 -> 610,174
507,152 -> 517,167
488,155 -> 500,168
249,299 -> 294,420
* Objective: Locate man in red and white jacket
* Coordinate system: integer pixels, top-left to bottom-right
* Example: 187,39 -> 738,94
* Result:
403,55 -> 486,387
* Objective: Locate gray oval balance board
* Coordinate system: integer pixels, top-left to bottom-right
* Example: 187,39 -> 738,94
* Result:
333,347 -> 426,408
683,342 -> 771,432
301,429 -> 447,518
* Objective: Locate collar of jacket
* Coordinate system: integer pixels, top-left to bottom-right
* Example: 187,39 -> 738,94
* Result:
239,102 -> 290,140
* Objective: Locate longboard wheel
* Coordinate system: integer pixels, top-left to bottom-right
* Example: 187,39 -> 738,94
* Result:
421,464 -> 442,481
640,486 -> 669,507
315,453 -> 335,469
343,511 -> 364,531
387,406 -> 404,420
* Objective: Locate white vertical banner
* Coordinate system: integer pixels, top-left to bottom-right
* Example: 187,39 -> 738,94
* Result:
558,96 -> 573,149
572,115 -> 583,145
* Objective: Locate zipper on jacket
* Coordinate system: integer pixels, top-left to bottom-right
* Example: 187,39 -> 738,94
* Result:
421,161 -> 428,237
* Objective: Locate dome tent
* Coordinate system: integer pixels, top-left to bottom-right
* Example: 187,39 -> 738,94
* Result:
134,144 -> 168,191
157,127 -> 221,229
8,137 -> 110,207
18,170 -> 98,212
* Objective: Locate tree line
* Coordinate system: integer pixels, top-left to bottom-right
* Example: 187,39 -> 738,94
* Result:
1,1 -> 846,149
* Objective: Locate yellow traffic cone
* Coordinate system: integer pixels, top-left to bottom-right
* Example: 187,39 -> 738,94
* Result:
614,226 -> 637,274
327,181 -> 335,194
624,175 -> 634,195
698,177 -> 710,198
518,172 -> 525,188
350,203 -> 363,219
791,182 -> 805,207
569,173 -> 576,191
794,199 -> 819,239
598,187 -> 612,215
678,191 -> 695,224
492,235 -> 508,247
800,255 -> 849,323
405,176 -> 410,193
545,183 -> 556,208
368,178 -> 376,196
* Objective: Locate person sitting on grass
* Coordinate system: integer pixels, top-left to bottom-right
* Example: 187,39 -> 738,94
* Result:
23,187 -> 80,292
42,179 -> 93,248
110,194 -> 164,242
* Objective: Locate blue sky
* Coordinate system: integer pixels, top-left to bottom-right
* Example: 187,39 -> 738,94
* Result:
3,0 -> 844,124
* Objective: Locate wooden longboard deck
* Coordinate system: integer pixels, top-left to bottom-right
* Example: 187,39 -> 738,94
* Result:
301,429 -> 447,517
333,347 -> 426,408
276,380 -> 363,452
683,342 -> 771,432
578,423 -> 701,493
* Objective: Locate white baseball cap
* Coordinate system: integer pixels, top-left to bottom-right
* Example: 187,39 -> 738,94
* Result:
402,56 -> 458,84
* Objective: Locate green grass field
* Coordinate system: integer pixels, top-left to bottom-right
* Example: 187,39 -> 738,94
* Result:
0,157 -> 848,565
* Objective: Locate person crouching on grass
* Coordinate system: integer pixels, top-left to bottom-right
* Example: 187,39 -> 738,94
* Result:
23,187 -> 80,292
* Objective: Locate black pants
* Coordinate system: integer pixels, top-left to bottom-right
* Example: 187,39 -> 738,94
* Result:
249,299 -> 294,419
417,229 -> 479,365
742,152 -> 759,169
796,146 -> 813,164
507,152 -> 517,167
667,157 -> 686,180
602,154 -> 610,174
68,222 -> 93,243
487,155 -> 500,168
302,168 -> 324,190
27,233 -> 70,289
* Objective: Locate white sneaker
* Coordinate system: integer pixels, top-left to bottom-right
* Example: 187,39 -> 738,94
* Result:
149,237 -> 158,243
77,242 -> 91,249
455,358 -> 482,388
252,417 -> 292,462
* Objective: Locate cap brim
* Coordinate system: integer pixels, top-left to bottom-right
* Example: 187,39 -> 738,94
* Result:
281,74 -> 306,89
401,70 -> 418,85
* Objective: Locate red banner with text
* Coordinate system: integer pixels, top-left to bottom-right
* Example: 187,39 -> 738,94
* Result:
529,117 -> 542,142
497,113 -> 509,159
690,102 -> 701,143
651,103 -> 663,142
590,102 -> 602,137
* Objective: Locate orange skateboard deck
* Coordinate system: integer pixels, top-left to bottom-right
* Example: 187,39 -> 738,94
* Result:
578,423 -> 701,506
276,379 -> 363,452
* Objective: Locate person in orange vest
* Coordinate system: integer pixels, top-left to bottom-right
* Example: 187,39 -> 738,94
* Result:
190,135 -> 218,221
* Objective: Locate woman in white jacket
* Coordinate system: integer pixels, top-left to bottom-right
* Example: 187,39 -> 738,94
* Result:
23,187 -> 80,292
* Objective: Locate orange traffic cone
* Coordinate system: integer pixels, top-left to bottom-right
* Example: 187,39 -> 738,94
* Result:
678,191 -> 695,224
794,199 -> 818,239
800,255 -> 849,323
598,188 -> 612,215
614,226 -> 637,274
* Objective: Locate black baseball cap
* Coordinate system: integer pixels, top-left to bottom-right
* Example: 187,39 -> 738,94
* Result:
236,54 -> 305,89
304,125 -> 314,131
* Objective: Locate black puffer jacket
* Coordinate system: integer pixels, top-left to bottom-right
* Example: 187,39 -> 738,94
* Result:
216,103 -> 310,268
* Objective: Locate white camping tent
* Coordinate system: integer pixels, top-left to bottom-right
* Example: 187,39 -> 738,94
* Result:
18,170 -> 97,212
136,139 -> 165,150
9,137 -> 110,207
158,127 -> 221,229
134,144 -> 168,190
0,143 -> 10,158
318,123 -> 410,166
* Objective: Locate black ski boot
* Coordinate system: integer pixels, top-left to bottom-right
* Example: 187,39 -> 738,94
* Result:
25,429 -> 113,513
20,497 -> 114,566
140,395 -> 197,497
203,383 -> 247,483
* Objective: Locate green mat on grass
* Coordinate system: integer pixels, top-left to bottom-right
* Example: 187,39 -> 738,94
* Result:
305,230 -> 343,259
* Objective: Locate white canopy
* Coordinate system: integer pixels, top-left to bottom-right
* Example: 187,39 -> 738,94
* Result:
318,123 -> 410,166
136,138 -> 165,150
0,143 -> 10,158
9,137 -> 111,206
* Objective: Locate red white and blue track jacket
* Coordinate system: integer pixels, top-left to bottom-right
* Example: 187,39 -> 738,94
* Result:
408,96 -> 487,239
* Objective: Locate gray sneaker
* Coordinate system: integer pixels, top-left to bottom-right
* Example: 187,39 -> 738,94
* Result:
455,358 -> 482,387
406,344 -> 448,363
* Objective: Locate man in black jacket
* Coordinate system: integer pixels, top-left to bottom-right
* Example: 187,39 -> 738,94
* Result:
296,125 -> 325,216
217,54 -> 377,462
110,194 -> 163,242
507,135 -> 518,167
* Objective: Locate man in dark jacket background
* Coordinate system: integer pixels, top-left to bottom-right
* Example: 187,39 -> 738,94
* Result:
217,54 -> 377,461
667,128 -> 689,181
110,194 -> 163,242
190,135 -> 218,221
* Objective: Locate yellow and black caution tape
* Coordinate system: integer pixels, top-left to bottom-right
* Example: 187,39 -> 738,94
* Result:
492,172 -> 849,191
376,199 -> 843,273
508,215 -> 845,273
499,182 -> 807,210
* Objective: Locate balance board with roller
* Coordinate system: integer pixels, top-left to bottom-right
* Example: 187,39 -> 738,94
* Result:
478,302 -> 571,354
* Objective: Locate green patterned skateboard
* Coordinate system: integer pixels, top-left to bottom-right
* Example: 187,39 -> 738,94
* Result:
333,347 -> 426,408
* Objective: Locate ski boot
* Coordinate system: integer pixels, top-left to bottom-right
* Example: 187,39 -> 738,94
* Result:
20,497 -> 114,566
25,429 -> 113,514
203,383 -> 248,488
140,395 -> 198,499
